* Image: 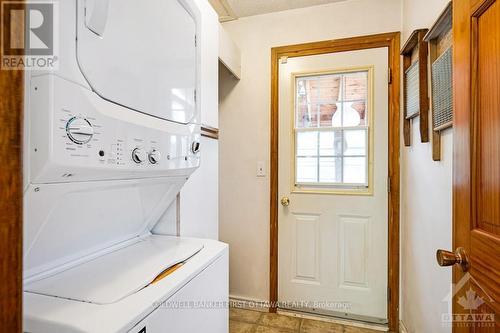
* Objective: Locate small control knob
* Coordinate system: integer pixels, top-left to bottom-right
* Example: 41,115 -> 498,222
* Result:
148,150 -> 161,164
131,148 -> 147,164
66,117 -> 94,144
191,141 -> 200,154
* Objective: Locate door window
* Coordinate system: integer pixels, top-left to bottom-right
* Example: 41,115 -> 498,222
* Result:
294,69 -> 372,191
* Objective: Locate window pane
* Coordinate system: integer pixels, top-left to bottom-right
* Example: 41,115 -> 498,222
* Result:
313,74 -> 341,102
297,131 -> 318,156
343,157 -> 367,184
331,102 -> 342,127
297,157 -> 318,183
342,101 -> 367,127
319,131 -> 342,156
296,75 -> 341,129
319,157 -> 342,183
319,103 -> 340,127
344,71 -> 367,101
344,130 -> 367,156
296,104 -> 318,128
294,70 -> 370,190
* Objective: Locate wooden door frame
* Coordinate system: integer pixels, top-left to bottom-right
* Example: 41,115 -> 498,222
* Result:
452,1 -> 472,331
0,0 -> 24,330
269,32 -> 401,332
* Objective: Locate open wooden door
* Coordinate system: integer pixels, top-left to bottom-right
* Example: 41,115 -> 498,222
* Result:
439,0 -> 500,331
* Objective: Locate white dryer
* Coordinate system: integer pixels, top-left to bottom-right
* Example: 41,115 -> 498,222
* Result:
23,1 -> 228,332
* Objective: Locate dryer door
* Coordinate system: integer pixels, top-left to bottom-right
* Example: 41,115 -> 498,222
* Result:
77,0 -> 198,124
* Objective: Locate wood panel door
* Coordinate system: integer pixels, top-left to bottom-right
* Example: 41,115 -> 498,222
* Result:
448,0 -> 500,331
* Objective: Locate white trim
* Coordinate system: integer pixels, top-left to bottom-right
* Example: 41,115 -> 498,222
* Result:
399,320 -> 409,333
229,295 -> 270,312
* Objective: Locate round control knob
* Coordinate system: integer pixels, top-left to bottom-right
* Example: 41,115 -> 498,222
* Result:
191,141 -> 201,154
131,148 -> 147,164
66,117 -> 94,144
148,150 -> 161,164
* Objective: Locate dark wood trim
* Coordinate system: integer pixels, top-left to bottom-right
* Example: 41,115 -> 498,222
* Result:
0,0 -> 24,330
269,32 -> 401,332
201,125 -> 219,140
269,47 -> 279,314
387,32 -> 401,333
417,30 -> 430,144
401,29 -> 430,145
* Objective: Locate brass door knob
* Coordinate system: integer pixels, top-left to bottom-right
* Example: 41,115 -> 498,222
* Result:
436,247 -> 470,272
281,196 -> 290,207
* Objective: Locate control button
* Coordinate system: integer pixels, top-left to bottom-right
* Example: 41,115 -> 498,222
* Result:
98,150 -> 105,157
131,148 -> 146,164
66,117 -> 94,144
148,150 -> 161,164
191,141 -> 200,154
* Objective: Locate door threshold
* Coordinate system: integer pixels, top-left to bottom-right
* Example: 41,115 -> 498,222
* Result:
277,308 -> 389,332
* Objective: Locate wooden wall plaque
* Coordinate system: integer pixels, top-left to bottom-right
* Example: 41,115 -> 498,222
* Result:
401,29 -> 429,146
424,2 -> 453,161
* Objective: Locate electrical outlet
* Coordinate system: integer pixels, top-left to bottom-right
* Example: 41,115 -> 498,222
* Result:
257,161 -> 266,177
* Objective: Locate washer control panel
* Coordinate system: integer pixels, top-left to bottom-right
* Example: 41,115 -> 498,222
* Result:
29,75 -> 201,183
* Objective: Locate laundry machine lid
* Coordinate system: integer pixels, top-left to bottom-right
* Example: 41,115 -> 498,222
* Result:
25,235 -> 204,305
76,0 -> 199,124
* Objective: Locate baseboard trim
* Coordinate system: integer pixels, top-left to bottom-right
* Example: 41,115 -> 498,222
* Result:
229,295 -> 402,333
277,308 -> 388,332
399,320 -> 409,333
229,295 -> 269,312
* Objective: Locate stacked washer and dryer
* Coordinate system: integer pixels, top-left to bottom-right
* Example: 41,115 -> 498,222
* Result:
23,0 -> 228,332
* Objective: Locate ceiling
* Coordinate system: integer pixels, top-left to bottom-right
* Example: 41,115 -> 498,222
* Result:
209,0 -> 348,22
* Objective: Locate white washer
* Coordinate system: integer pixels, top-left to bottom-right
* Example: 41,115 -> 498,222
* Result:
23,1 -> 228,332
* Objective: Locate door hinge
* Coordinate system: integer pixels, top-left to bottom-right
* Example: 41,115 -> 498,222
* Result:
387,176 -> 391,193
388,67 -> 392,84
195,35 -> 197,47
388,287 -> 391,302
194,89 -> 197,103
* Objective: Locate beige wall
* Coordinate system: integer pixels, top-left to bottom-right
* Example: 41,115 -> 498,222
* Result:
400,1 -> 453,332
219,0 -> 401,303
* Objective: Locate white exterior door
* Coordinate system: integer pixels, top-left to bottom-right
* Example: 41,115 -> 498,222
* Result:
278,48 -> 389,323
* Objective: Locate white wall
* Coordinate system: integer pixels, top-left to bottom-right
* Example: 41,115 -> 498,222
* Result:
181,137 -> 219,239
400,1 -> 453,332
219,24 -> 241,79
218,0 -> 402,303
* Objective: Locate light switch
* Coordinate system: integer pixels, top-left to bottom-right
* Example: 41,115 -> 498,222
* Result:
257,161 -> 266,177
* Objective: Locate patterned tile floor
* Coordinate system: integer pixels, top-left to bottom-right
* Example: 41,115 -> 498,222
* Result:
229,308 -> 384,333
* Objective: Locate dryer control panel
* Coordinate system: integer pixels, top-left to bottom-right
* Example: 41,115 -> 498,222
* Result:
28,75 -> 201,184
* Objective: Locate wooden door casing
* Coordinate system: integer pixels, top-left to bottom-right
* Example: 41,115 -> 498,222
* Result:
0,0 -> 24,330
269,32 -> 401,331
453,0 -> 500,331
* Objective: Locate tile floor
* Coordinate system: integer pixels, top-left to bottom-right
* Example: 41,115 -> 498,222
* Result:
229,308 -> 383,333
